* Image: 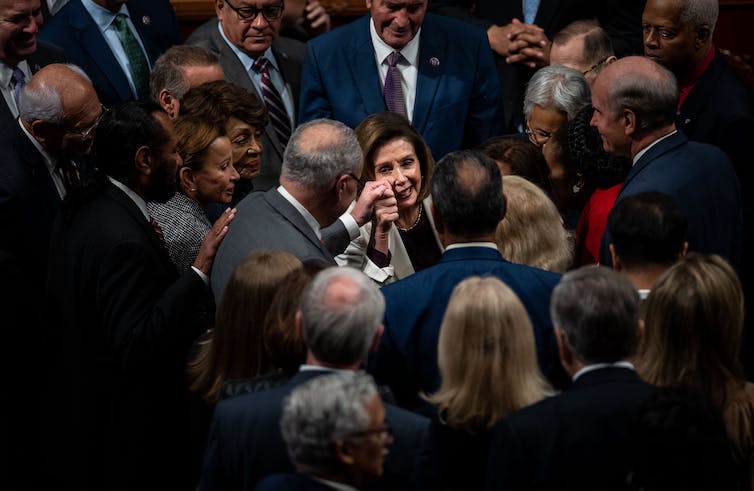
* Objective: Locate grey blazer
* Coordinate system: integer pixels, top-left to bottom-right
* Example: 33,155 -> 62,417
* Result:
186,20 -> 305,191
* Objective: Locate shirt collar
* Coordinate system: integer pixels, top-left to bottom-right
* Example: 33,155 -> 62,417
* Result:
572,361 -> 635,381
217,20 -> 278,73
0,60 -> 31,88
277,185 -> 322,240
445,242 -> 499,251
632,130 -> 677,166
108,176 -> 150,221
82,0 -> 130,31
309,476 -> 359,491
369,16 -> 420,67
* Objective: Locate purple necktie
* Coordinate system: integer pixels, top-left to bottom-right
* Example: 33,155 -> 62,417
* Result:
383,52 -> 407,117
252,56 -> 292,148
11,66 -> 25,107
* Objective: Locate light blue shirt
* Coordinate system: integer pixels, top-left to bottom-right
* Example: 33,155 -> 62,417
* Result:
217,21 -> 295,128
81,0 -> 151,98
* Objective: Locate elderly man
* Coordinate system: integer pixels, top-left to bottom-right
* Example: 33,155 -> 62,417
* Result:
299,0 -> 501,160
201,267 -> 429,491
187,0 -> 307,190
549,19 -> 617,86
0,0 -> 64,126
371,150 -> 563,409
591,56 -> 741,267
39,0 -> 180,105
209,118 -> 388,299
43,101 -> 232,490
149,45 -> 224,120
257,372 -> 391,491
485,266 -> 655,490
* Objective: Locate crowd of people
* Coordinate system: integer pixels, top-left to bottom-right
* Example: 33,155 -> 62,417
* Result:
1,0 -> 753,490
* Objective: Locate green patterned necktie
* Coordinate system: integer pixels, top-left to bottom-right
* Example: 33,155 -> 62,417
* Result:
113,13 -> 149,100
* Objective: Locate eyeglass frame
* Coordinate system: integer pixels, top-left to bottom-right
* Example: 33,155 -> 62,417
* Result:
525,124 -> 553,147
582,56 -> 610,77
222,0 -> 285,22
63,105 -> 108,140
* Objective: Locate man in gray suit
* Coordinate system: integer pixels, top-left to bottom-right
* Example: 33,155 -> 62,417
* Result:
210,118 -> 392,299
187,0 -> 305,191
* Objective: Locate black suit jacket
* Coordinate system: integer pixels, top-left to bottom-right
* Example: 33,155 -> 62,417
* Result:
43,180 -> 214,490
186,19 -> 305,191
485,367 -> 656,491
201,369 -> 430,491
256,473 -> 342,491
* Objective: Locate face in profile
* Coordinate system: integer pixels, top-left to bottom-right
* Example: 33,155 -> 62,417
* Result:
366,0 -> 426,50
189,136 -> 239,205
225,117 -> 264,180
148,112 -> 183,203
343,394 -> 392,483
527,105 -> 567,149
589,76 -> 630,157
372,137 -> 422,211
217,0 -> 283,58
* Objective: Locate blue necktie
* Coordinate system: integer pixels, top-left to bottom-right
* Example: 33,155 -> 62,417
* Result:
11,66 -> 25,108
523,0 -> 540,24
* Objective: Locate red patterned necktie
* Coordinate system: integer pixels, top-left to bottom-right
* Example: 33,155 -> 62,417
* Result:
150,216 -> 166,245
252,56 -> 292,147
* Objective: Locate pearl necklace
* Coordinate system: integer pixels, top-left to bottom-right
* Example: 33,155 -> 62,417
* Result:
397,204 -> 422,232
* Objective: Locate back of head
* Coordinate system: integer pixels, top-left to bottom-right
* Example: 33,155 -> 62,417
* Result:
299,267 -> 385,366
551,266 -> 640,364
495,175 -> 573,272
431,150 -> 505,237
553,20 -> 614,72
281,372 -> 378,474
149,45 -> 220,102
19,63 -> 93,124
475,136 -> 552,194
430,276 -> 552,430
597,56 -> 679,131
608,191 -> 688,269
282,119 -> 362,192
180,80 -> 268,129
524,65 -> 591,121
94,100 -> 168,183
639,253 -> 744,405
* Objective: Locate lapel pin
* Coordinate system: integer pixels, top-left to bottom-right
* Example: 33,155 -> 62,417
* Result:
142,15 -> 151,25
430,57 -> 440,67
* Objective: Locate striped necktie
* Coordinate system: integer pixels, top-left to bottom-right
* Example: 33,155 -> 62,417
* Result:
383,51 -> 407,117
252,57 -> 292,148
113,13 -> 149,100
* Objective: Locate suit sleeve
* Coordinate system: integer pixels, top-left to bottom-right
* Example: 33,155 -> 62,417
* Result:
96,239 -> 212,374
465,30 -> 503,147
298,41 -> 334,123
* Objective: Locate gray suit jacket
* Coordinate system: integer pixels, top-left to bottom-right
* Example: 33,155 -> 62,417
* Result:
186,20 -> 305,191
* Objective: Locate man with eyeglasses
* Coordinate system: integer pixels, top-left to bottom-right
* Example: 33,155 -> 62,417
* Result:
549,19 -> 617,87
201,267 -> 429,491
299,0 -> 501,161
187,0 -> 308,191
39,0 -> 181,105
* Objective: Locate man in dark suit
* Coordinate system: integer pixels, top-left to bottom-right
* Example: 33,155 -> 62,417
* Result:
0,0 -> 65,128
592,56 -> 741,267
370,150 -> 563,410
484,266 -> 655,491
201,267 -> 430,491
187,0 -> 305,190
210,118 -> 390,299
39,0 -> 180,106
298,0 -> 501,160
43,101 -> 233,491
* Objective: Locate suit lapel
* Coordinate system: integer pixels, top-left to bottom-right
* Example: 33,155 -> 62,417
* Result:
272,41 -> 299,123
263,189 -> 334,260
414,21 -> 444,134
70,2 -> 133,101
677,50 -> 721,133
349,17 -> 388,117
619,132 -> 687,198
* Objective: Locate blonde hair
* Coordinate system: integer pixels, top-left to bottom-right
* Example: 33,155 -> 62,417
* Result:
188,251 -> 302,403
637,253 -> 745,409
426,277 -> 554,431
495,175 -> 573,272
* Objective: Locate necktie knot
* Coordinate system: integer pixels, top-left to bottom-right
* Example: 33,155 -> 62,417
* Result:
252,56 -> 270,74
386,51 -> 403,68
113,13 -> 128,31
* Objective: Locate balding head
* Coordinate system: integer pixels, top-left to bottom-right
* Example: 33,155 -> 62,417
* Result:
19,63 -> 102,158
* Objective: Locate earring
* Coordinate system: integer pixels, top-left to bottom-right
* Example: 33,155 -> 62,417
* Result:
572,183 -> 582,194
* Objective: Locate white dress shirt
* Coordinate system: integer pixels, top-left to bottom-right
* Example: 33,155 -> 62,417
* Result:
0,60 -> 31,119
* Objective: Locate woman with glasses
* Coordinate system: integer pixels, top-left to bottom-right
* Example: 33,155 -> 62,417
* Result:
180,80 -> 268,221
422,276 -> 554,491
337,112 -> 442,284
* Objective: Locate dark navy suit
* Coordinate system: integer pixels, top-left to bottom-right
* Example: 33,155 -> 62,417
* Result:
299,14 -> 502,160
370,246 -> 563,409
200,369 -> 430,491
600,131 -> 742,267
39,0 -> 180,105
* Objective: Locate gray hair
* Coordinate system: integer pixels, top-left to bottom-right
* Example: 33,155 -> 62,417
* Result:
281,372 -> 379,472
605,59 -> 678,130
524,65 -> 591,121
550,265 -> 640,364
18,63 -> 91,123
299,267 -> 385,366
680,0 -> 719,36
149,45 -> 219,103
281,119 -> 362,191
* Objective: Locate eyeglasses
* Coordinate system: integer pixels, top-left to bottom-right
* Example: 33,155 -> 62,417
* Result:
582,56 -> 610,77
525,124 -> 552,147
66,105 -> 107,140
222,0 -> 284,22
